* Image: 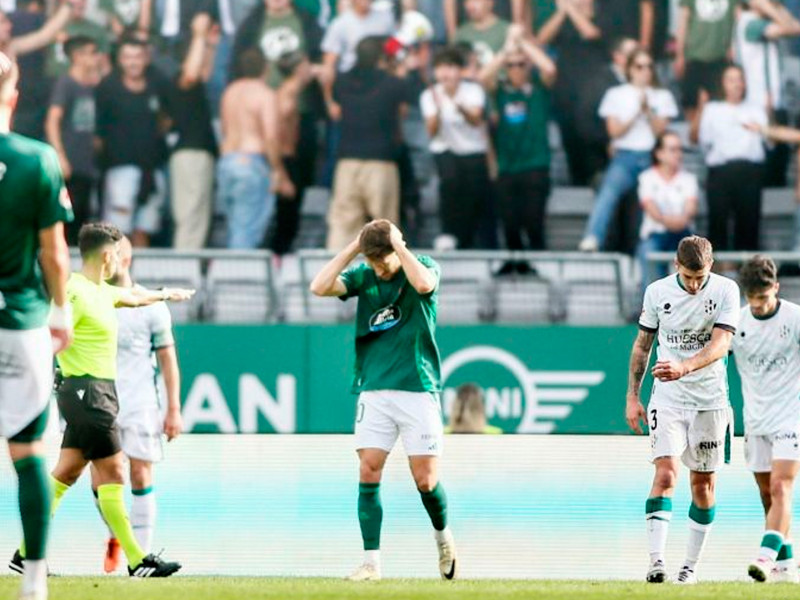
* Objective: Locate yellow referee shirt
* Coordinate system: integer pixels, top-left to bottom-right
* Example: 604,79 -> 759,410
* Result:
57,273 -> 124,380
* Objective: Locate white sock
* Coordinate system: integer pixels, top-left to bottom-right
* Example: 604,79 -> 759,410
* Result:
434,526 -> 453,545
130,488 -> 157,553
646,515 -> 671,563
364,549 -> 381,567
93,490 -> 114,537
21,559 -> 47,596
684,520 -> 713,570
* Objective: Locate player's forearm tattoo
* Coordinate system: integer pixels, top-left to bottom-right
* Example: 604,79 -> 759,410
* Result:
627,330 -> 655,397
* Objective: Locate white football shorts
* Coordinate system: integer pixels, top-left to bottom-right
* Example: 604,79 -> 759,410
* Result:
117,406 -> 164,463
648,402 -> 732,472
744,429 -> 800,472
354,390 -> 444,456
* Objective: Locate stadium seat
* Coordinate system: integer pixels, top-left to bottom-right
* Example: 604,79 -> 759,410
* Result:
130,254 -> 204,323
206,255 -> 276,323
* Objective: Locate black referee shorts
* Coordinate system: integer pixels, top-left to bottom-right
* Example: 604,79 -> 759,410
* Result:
56,375 -> 121,460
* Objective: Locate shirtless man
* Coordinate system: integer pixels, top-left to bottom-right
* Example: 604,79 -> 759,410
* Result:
218,48 -> 292,249
0,0 -> 79,60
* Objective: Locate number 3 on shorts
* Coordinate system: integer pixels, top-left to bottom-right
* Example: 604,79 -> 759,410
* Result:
356,402 -> 365,424
649,409 -> 657,431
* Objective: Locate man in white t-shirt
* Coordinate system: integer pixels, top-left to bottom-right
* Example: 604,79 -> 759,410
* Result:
90,237 -> 183,573
732,255 -> 800,583
420,46 -> 489,250
627,235 -> 739,585
320,0 -> 395,120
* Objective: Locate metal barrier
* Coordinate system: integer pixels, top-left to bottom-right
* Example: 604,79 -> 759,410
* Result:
68,248 -> 633,324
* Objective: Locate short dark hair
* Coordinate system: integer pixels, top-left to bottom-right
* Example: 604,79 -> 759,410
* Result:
739,255 -> 778,294
276,51 -> 306,78
235,48 -> 267,79
676,236 -> 713,271
359,220 -> 394,260
78,223 -> 123,258
355,36 -> 386,71
64,36 -> 97,60
118,35 -> 148,52
433,46 -> 465,69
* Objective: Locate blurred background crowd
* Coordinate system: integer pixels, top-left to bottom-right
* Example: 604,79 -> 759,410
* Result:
4,0 -> 800,281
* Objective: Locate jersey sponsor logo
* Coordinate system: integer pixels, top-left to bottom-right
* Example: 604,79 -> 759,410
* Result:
697,440 -> 721,451
369,305 -> 402,332
440,345 -> 605,433
746,354 -> 789,373
664,329 -> 712,351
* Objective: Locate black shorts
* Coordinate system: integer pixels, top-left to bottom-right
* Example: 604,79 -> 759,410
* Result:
681,59 -> 728,109
56,376 -> 121,460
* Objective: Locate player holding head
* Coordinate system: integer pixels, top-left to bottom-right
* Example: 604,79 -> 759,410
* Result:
732,256 -> 800,583
10,222 -> 193,578
89,236 -> 183,573
0,50 -> 72,600
626,235 -> 740,584
310,219 -> 457,582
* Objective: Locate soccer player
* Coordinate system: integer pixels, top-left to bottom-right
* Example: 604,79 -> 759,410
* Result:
0,51 -> 72,600
732,256 -> 800,583
10,222 -> 192,578
90,236 -> 183,572
309,219 -> 457,582
626,235 -> 739,584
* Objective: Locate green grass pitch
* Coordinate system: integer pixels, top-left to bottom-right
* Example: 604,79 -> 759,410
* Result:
1,577 -> 796,599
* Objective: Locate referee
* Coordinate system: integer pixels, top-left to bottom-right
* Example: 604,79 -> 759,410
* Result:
11,223 -> 193,578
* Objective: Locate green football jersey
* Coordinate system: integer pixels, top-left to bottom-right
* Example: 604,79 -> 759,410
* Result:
340,255 -> 442,394
0,133 -> 72,330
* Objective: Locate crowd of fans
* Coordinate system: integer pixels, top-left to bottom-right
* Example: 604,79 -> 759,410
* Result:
3,0 -> 800,277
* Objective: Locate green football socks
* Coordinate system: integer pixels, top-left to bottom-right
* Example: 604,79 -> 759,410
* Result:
97,484 -> 147,567
19,474 -> 68,559
358,482 -> 383,551
13,456 -> 52,561
759,530 -> 784,562
420,483 -> 448,531
685,503 -> 715,569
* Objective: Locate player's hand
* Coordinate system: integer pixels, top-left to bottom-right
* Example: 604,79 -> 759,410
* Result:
388,222 -> 406,250
626,396 -> 646,434
163,288 -> 195,302
327,101 -> 342,121
48,303 -> 73,354
164,407 -> 183,442
651,360 -> 688,382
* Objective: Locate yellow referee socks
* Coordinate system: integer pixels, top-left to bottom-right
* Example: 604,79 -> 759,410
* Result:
98,484 -> 147,568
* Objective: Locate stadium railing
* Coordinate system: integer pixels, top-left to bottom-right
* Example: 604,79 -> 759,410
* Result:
70,249 -> 635,324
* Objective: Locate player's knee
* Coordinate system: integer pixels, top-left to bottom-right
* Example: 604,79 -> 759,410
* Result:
129,462 -> 152,489
653,468 -> 677,492
359,461 -> 383,483
770,477 -> 792,501
690,476 -> 714,501
413,471 -> 436,493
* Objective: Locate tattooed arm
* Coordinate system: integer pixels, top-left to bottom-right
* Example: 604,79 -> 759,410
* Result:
626,328 -> 656,433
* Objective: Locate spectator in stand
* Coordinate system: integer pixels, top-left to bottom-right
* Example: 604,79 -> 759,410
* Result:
273,51 -> 316,256
2,0 -> 81,139
453,0 -> 509,68
320,0 -> 394,118
148,0 -> 216,75
100,0 -> 150,39
578,48 -> 677,252
45,35 -> 100,246
446,0 -> 512,40
95,36 -> 169,247
420,46 -> 489,250
537,0 -> 604,186
445,384 -> 503,434
674,0 -> 738,124
480,25 -> 556,272
696,64 -> 767,251
233,0 -> 324,253
637,131 -> 698,294
594,0 -> 654,51
737,0 -> 800,187
48,0 -> 112,77
166,12 -> 217,249
515,0 -> 555,37
325,36 -> 418,250
219,49 -> 291,249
